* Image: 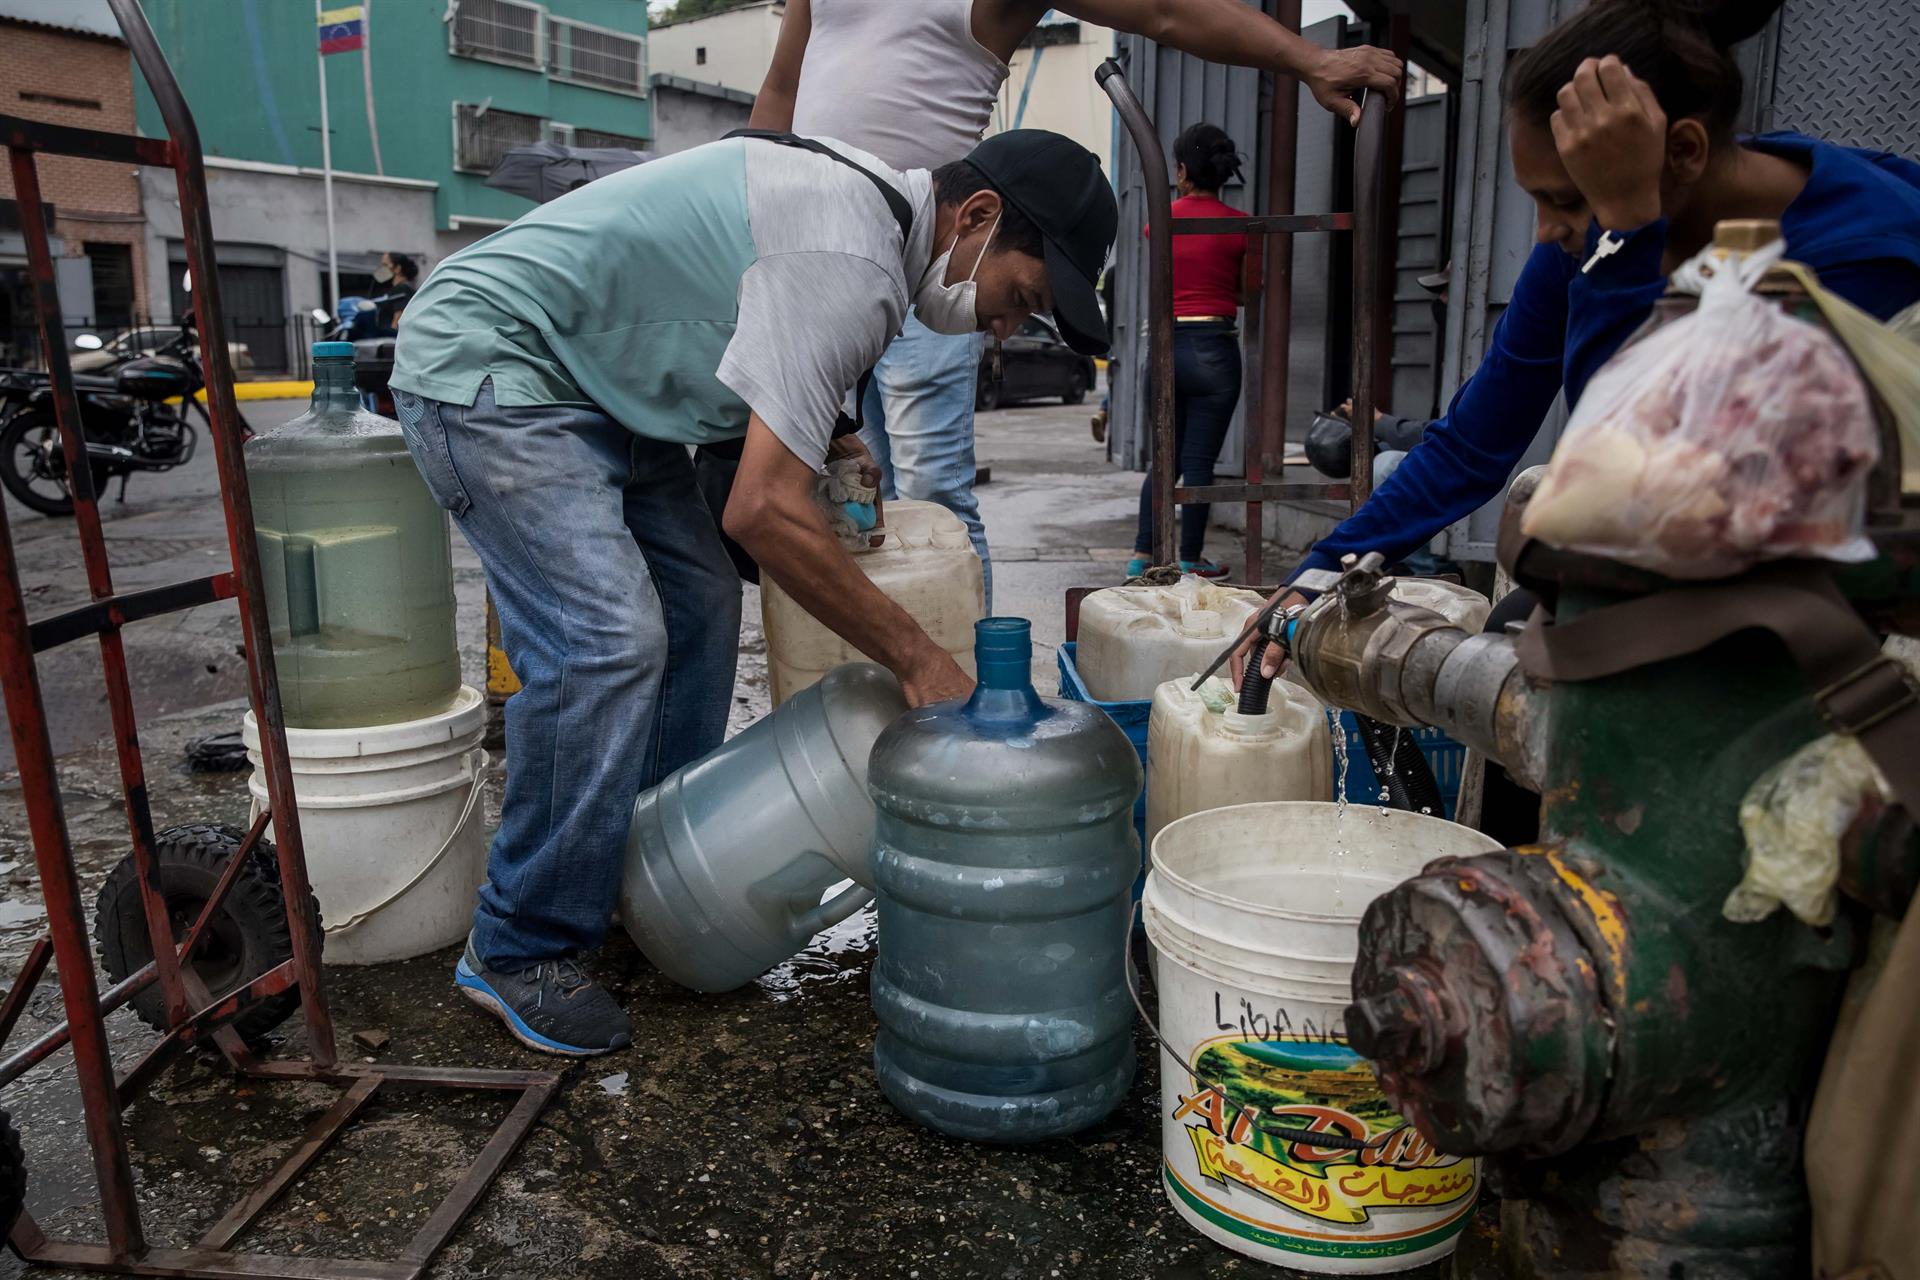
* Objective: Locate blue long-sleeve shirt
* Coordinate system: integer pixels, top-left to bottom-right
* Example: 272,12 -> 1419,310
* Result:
1295,133 -> 1920,578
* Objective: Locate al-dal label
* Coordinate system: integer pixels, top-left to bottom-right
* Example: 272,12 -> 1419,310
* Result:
1165,1033 -> 1477,1257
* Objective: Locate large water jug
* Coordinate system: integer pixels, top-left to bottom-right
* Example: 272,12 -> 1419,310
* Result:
246,342 -> 459,728
762,500 -> 984,704
1145,676 -> 1332,847
619,663 -> 907,992
868,618 -> 1141,1143
1075,579 -> 1263,701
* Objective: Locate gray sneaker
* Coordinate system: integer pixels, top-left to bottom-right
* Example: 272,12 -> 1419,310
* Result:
454,940 -> 632,1057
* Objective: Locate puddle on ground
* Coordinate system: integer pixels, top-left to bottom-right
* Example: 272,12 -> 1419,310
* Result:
754,901 -> 876,1003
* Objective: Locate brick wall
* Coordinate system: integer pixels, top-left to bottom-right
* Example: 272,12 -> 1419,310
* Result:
0,19 -> 148,315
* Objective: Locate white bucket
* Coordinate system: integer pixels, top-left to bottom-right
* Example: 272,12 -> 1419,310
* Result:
1144,801 -> 1500,1273
243,685 -> 488,966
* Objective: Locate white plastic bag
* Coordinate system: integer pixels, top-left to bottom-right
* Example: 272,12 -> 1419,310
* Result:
1523,241 -> 1880,577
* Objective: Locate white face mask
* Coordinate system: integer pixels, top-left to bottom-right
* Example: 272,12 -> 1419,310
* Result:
373,265 -> 395,284
913,215 -> 999,335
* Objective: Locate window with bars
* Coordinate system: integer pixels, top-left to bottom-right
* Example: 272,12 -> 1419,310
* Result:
547,17 -> 646,95
572,126 -> 649,152
453,102 -> 548,173
449,0 -> 544,71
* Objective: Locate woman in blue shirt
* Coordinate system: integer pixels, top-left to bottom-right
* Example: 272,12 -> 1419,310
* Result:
1280,0 -> 1920,591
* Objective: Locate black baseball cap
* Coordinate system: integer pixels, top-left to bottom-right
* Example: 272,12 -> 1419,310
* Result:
965,130 -> 1117,356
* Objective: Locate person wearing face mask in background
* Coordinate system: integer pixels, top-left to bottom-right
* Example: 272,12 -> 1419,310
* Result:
388,127 -> 1117,1057
371,251 -> 418,332
751,0 -> 1403,607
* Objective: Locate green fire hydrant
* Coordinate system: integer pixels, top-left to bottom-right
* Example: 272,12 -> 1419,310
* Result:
1354,579 -> 1853,1273
1271,548 -> 1919,1274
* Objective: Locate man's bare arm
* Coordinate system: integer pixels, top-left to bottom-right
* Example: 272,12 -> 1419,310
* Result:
724,414 -> 973,709
747,0 -> 812,131
978,0 -> 1402,126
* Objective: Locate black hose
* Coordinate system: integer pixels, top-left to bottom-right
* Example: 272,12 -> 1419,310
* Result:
1355,714 -> 1446,816
1238,636 -> 1274,714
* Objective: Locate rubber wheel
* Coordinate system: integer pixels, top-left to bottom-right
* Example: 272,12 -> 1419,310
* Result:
0,412 -> 111,518
0,1107 -> 23,1239
95,823 -> 321,1045
976,376 -> 1002,412
1063,370 -> 1088,406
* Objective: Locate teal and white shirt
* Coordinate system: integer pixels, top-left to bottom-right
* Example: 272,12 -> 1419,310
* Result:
391,137 -> 934,469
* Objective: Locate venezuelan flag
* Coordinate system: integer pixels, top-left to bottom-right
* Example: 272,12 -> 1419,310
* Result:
318,4 -> 366,55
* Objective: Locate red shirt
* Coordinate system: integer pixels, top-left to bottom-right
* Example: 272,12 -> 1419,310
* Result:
1163,193 -> 1247,318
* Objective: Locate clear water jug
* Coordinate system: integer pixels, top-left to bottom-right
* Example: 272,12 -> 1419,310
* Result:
246,342 -> 459,728
869,618 -> 1141,1143
1075,579 -> 1263,702
619,662 -> 907,992
762,499 -> 984,704
1145,676 -> 1332,848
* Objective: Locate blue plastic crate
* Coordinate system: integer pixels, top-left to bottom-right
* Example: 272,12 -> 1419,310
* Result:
1333,712 -> 1467,820
1055,642 -> 1150,851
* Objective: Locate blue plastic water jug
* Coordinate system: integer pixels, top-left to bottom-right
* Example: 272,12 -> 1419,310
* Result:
868,618 -> 1142,1142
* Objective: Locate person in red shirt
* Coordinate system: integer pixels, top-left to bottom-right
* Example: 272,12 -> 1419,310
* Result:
1130,123 -> 1248,578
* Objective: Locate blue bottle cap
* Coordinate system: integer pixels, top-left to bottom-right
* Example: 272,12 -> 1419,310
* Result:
312,341 -> 355,358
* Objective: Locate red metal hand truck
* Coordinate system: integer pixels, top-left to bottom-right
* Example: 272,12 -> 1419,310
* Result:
1098,19 -> 1393,590
0,2 -> 558,1275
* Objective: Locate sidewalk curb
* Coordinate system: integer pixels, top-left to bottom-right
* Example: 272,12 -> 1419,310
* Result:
194,381 -> 314,402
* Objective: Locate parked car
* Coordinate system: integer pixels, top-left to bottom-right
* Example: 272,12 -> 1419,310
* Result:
976,316 -> 1095,411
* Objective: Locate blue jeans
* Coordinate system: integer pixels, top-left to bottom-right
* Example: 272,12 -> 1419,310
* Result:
859,315 -> 991,606
1135,323 -> 1242,563
394,381 -> 740,969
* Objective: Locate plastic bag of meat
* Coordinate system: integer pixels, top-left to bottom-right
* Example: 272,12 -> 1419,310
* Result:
1522,239 -> 1879,578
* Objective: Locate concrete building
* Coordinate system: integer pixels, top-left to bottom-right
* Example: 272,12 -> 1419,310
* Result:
648,1 -> 786,97
648,73 -> 755,154
0,0 -> 149,365
127,0 -> 654,372
989,16 -> 1115,173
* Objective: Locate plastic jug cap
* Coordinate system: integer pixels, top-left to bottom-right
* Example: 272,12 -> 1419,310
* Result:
312,341 -> 355,358
1177,609 -> 1223,638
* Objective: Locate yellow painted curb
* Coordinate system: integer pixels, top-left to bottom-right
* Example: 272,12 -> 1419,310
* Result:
190,381 -> 314,402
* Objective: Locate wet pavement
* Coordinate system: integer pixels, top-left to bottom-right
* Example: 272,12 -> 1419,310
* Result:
0,395 -> 1478,1278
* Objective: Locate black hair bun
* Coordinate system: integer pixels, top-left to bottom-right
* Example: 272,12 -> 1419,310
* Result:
1669,0 -> 1784,48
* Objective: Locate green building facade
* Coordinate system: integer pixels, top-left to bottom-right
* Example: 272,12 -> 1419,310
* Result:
131,0 -> 653,370
136,0 -> 652,229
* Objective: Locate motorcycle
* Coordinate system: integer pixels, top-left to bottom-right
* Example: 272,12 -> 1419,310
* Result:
0,308 -> 246,517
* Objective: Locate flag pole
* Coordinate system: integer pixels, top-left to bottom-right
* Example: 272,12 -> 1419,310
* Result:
361,0 -> 383,175
315,0 -> 340,310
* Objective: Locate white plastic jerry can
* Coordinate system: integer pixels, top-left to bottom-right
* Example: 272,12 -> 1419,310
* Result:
1074,579 -> 1265,702
761,500 -> 984,705
1145,675 -> 1333,848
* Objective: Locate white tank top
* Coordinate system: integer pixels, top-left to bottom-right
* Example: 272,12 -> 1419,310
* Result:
790,0 -> 1010,172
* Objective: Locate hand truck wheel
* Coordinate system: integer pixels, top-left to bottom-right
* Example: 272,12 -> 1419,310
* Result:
94,822 -> 322,1045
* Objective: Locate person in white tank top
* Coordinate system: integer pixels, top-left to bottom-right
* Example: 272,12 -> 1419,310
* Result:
748,0 -> 1401,606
